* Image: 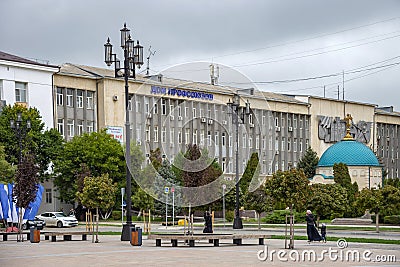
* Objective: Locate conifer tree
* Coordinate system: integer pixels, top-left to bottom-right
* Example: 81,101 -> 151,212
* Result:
297,147 -> 319,178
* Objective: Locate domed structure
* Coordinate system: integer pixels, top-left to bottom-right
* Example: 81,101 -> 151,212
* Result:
318,140 -> 380,167
311,114 -> 382,189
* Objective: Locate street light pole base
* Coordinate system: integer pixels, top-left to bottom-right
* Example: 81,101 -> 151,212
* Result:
233,217 -> 243,229
121,222 -> 135,241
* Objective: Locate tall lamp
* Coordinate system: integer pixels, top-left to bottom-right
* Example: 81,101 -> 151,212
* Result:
104,23 -> 144,241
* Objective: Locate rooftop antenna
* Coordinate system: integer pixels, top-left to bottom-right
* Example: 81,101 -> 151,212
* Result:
146,46 -> 156,76
210,63 -> 219,85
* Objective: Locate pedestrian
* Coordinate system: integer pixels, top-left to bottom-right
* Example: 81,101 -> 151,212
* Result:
306,210 -> 322,242
320,223 -> 327,242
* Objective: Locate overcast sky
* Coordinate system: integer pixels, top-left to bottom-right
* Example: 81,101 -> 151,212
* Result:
1,0 -> 400,110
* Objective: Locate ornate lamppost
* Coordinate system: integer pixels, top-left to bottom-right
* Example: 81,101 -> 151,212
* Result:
104,23 -> 143,241
227,90 -> 252,229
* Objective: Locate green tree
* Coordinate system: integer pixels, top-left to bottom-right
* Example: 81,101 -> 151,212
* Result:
244,186 -> 273,229
0,104 -> 63,181
297,147 -> 319,178
12,154 -> 39,240
53,130 -> 125,204
0,145 -> 15,183
76,173 -> 117,242
132,187 -> 154,215
265,169 -> 310,211
385,177 -> 400,188
333,163 -> 359,217
355,187 -> 383,232
307,183 -> 347,226
241,152 -> 261,196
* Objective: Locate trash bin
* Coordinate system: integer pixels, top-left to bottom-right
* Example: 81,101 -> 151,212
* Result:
130,227 -> 142,246
30,226 -> 40,243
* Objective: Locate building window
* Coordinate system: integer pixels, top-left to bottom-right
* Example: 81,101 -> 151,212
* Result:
86,91 -> 94,109
15,82 -> 27,102
192,108 -> 196,118
222,133 -> 226,147
193,130 -> 197,144
256,135 -> 259,149
45,189 -> 52,204
249,136 -> 253,148
208,131 -> 212,146
128,98 -> 133,111
136,101 -> 141,112
215,131 -> 219,146
222,158 -> 226,172
178,106 -> 182,117
275,137 -> 279,151
262,136 -> 266,150
87,121 -> 94,133
76,90 -> 84,108
57,119 -> 64,137
200,130 -> 205,146
262,115 -> 266,125
178,130 -> 182,144
300,139 -> 303,152
170,104 -> 174,116
67,119 -> 74,137
294,138 -> 297,152
154,126 -> 158,142
57,87 -> 64,106
249,114 -> 253,124
275,117 -> 279,127
77,120 -> 84,135
146,126 -> 150,141
161,99 -> 166,115
294,118 -> 298,128
288,137 -> 291,151
145,102 -> 150,113
66,89 -> 74,107
170,129 -> 174,145
242,134 -> 246,148
185,129 -> 190,144
281,138 -> 285,150
185,107 -> 189,117
162,127 -> 166,143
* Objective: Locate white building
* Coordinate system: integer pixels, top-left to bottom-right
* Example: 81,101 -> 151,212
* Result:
0,51 -> 59,129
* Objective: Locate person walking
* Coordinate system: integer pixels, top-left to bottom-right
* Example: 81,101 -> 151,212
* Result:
306,210 -> 322,242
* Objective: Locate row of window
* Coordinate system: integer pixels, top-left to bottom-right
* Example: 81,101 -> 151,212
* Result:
57,118 -> 94,137
57,87 -> 94,109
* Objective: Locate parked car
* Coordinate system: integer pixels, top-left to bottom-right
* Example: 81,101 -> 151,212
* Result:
37,212 -> 78,228
23,216 -> 46,230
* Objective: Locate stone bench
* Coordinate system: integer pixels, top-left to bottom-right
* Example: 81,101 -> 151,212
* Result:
148,233 -> 271,247
43,231 -> 93,242
331,218 -> 372,225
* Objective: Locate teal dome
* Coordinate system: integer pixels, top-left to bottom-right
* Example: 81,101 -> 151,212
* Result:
318,140 -> 380,167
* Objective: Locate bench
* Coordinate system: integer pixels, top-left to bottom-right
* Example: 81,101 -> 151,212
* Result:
148,233 -> 271,247
0,232 -> 31,241
43,231 -> 93,242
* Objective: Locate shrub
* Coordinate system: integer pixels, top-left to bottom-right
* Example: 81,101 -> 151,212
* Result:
225,210 -> 234,222
262,210 -> 303,224
384,215 -> 400,225
112,210 -> 122,220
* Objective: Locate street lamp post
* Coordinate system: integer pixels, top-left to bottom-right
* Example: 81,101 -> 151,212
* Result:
10,112 -> 31,164
104,23 -> 144,241
227,90 -> 252,229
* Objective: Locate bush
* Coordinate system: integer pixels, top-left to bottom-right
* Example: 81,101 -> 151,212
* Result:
371,214 -> 384,223
384,215 -> 400,225
262,210 -> 303,224
225,210 -> 234,222
112,210 -> 122,220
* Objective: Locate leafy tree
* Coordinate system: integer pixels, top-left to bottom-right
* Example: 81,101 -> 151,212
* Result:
149,148 -> 162,172
53,130 -> 125,204
307,183 -> 347,226
355,187 -> 383,232
0,104 -> 63,181
76,173 -> 117,242
333,163 -> 359,217
385,177 -> 400,188
241,152 -> 261,195
244,186 -> 273,229
297,147 -> 319,178
0,145 -> 15,183
12,153 -> 39,240
132,187 -> 154,215
264,169 -> 310,211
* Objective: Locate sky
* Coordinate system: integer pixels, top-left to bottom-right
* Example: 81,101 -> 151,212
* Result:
1,0 -> 400,110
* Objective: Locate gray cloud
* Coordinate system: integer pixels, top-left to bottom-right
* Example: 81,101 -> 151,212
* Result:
1,0 -> 399,109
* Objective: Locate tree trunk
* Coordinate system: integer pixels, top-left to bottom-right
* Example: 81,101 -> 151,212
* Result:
376,212 -> 380,233
96,207 -> 99,243
18,208 -> 23,242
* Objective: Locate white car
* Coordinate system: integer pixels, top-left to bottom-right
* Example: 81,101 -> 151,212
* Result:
37,212 -> 78,228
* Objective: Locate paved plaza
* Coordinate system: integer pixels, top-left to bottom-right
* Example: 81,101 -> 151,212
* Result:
1,231 -> 400,267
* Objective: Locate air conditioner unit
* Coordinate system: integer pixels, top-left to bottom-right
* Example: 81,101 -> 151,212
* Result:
112,95 -> 118,101
288,127 -> 293,132
208,119 -> 213,125
145,153 -> 150,157
178,116 -> 183,121
201,117 -> 207,123
222,120 -> 227,125
275,127 -> 281,132
275,150 -> 280,155
170,115 -> 174,120
249,123 -> 254,128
